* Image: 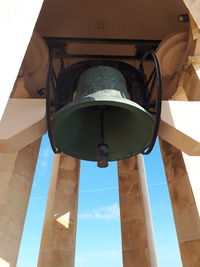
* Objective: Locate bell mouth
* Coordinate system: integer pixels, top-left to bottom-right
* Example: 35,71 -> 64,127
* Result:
51,95 -> 155,162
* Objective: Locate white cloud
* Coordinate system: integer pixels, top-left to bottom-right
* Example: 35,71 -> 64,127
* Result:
76,250 -> 122,266
80,187 -> 117,193
41,147 -> 50,157
78,203 -> 120,220
39,147 -> 52,167
148,182 -> 166,186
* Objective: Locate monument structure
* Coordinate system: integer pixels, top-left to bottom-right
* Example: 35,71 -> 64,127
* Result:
0,0 -> 200,266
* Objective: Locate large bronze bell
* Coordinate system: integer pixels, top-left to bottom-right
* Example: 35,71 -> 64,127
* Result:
49,61 -> 156,167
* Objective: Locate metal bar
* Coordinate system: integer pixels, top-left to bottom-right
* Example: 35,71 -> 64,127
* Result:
44,36 -> 161,46
57,54 -> 146,60
44,37 -> 160,61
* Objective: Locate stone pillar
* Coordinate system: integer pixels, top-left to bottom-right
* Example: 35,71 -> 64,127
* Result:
118,155 -> 158,267
0,153 -> 17,207
160,139 -> 200,267
38,154 -> 80,267
0,139 -> 41,267
0,0 -> 44,119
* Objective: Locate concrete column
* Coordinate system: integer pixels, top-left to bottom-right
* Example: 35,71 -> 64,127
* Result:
118,155 -> 158,267
160,139 -> 200,267
0,139 -> 41,267
38,154 -> 80,267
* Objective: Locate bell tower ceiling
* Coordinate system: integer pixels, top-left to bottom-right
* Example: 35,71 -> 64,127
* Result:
36,0 -> 188,40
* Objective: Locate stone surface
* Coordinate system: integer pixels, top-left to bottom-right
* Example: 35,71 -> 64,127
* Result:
160,139 -> 200,266
182,0 -> 200,30
0,99 -> 46,153
0,139 -> 41,267
0,152 -> 17,207
180,239 -> 200,267
118,155 -> 158,267
0,0 -> 44,120
38,154 -> 80,267
158,100 -> 200,156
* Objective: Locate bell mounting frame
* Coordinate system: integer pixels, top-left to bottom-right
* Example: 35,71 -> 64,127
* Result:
46,50 -> 162,157
139,50 -> 162,155
46,49 -> 65,154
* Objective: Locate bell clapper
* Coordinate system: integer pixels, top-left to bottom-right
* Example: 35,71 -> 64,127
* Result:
97,107 -> 109,168
97,143 -> 109,168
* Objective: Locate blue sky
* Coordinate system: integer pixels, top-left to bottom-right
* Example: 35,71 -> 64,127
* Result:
17,134 -> 182,267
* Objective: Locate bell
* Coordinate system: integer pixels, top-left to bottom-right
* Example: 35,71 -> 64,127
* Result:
51,65 -> 154,165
